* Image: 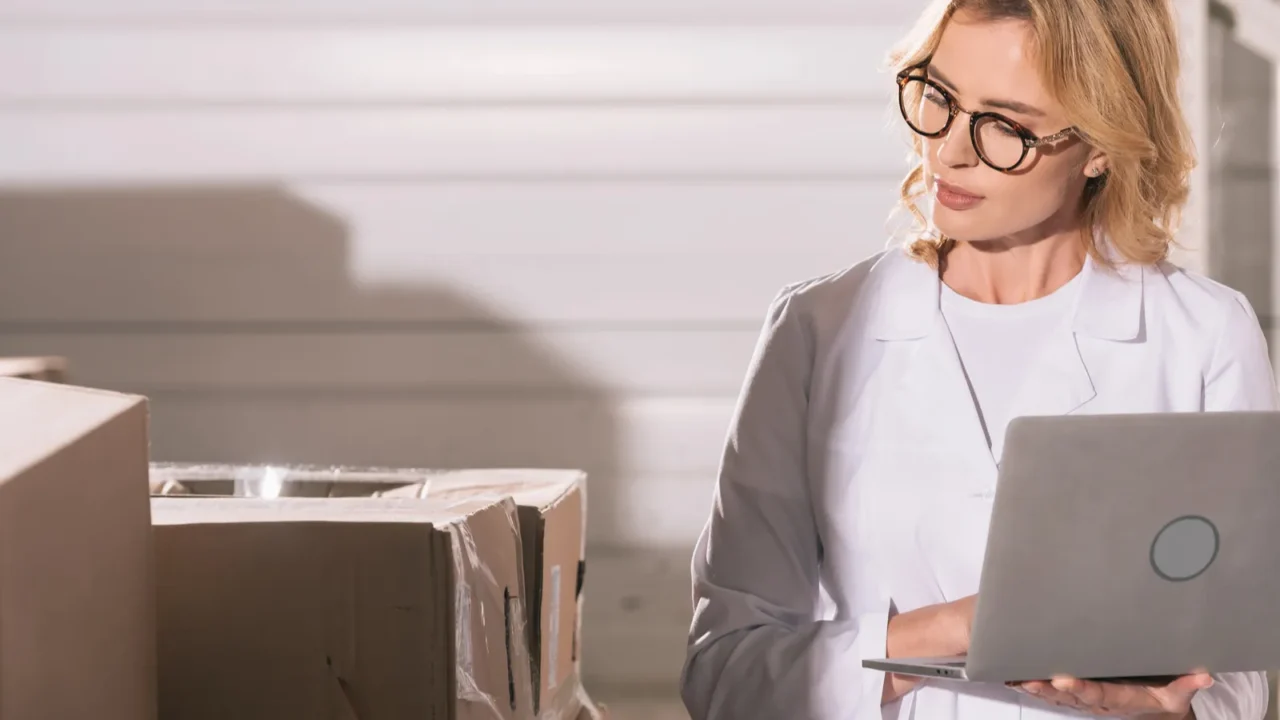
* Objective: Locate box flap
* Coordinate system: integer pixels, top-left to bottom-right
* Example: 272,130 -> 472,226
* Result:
373,469 -> 587,717
151,495 -> 499,526
451,497 -> 535,720
536,484 -> 585,714
375,468 -> 586,512
0,378 -> 145,483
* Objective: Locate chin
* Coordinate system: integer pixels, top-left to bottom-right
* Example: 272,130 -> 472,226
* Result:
931,207 -> 998,243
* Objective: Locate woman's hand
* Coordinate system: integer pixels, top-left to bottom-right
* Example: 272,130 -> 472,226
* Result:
881,594 -> 978,706
1010,673 -> 1212,718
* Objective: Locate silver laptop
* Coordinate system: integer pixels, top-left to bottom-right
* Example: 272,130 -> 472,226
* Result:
862,411 -> 1280,684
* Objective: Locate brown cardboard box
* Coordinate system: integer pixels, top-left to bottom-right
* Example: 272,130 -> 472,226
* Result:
0,377 -> 155,719
151,493 -> 535,720
149,464 -> 592,719
376,470 -> 589,719
0,355 -> 67,383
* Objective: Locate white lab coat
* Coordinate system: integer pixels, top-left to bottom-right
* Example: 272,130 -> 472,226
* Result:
682,248 -> 1277,720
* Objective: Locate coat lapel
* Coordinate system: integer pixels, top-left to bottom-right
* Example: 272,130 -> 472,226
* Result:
998,254 -> 1145,454
991,328 -> 1096,458
867,252 -> 998,489
866,249 -> 1146,471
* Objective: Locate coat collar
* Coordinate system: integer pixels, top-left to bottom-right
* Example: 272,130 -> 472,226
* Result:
867,244 -> 1144,342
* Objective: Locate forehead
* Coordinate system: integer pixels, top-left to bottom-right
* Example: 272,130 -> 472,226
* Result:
930,14 -> 1057,113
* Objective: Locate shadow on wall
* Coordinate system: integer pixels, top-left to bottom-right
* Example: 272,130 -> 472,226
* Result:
0,185 -> 618,498
0,184 -> 692,690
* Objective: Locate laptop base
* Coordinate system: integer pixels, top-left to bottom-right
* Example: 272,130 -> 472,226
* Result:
862,657 -> 1181,686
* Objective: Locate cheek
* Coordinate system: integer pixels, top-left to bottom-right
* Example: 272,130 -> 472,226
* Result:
994,155 -> 1083,216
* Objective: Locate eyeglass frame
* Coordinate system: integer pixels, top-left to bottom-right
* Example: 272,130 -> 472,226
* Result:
895,63 -> 1079,172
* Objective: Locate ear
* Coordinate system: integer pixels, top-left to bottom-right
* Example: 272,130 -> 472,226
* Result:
1083,149 -> 1109,179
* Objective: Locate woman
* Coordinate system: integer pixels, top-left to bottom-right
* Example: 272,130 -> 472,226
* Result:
680,1 -> 1276,719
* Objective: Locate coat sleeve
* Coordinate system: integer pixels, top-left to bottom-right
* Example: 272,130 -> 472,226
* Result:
1193,290 -> 1275,720
680,286 -> 892,720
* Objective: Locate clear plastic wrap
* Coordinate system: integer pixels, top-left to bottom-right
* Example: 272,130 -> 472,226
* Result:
447,497 -> 536,720
539,681 -> 605,720
147,477 -> 190,496
150,463 -> 539,720
149,462 -> 426,499
367,470 -> 601,720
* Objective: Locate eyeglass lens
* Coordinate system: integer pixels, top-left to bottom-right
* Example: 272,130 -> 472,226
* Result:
900,77 -> 1026,170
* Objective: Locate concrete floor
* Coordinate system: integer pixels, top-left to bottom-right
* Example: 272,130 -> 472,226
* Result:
603,698 -> 688,720
593,687 -> 688,720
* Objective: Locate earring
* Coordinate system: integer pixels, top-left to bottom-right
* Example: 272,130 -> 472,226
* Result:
1087,168 -> 1100,177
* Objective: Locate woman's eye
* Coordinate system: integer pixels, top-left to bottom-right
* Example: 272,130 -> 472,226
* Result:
993,122 -> 1021,138
923,87 -> 949,107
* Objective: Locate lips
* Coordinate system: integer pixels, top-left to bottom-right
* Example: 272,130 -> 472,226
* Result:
935,178 -> 983,199
934,177 -> 984,211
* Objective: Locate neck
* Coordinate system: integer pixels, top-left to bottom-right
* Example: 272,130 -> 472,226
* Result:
941,227 -> 1088,304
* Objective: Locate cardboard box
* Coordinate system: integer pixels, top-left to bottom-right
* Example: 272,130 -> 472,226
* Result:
149,464 -> 592,719
376,470 -> 588,719
0,377 -> 155,719
0,355 -> 67,383
151,493 -> 536,720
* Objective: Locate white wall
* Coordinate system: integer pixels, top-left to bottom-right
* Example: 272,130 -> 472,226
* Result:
1205,6 -> 1280,713
0,0 -> 922,693
1208,0 -> 1280,366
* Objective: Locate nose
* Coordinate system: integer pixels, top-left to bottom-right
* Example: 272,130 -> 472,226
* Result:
934,112 -> 979,169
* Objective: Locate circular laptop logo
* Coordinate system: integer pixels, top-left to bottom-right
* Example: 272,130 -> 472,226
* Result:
1150,516 -> 1219,582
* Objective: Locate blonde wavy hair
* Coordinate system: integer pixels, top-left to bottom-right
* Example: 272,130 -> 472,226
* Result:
889,0 -> 1195,269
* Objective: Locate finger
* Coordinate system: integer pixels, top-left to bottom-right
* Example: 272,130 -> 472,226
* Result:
1020,682 -> 1048,696
1027,679 -> 1100,711
1165,673 -> 1214,694
1065,678 -> 1107,708
1033,686 -> 1082,709
1047,695 -> 1083,710
1049,676 -> 1098,706
1148,673 -> 1215,712
1098,681 -> 1154,714
1049,675 -> 1079,694
1019,680 -> 1050,697
1052,676 -> 1158,716
1055,676 -> 1122,714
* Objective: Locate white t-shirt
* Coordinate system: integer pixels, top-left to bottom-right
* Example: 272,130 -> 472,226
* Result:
940,270 -> 1084,459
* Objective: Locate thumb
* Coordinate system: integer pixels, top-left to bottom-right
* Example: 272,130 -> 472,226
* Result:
1168,673 -> 1215,696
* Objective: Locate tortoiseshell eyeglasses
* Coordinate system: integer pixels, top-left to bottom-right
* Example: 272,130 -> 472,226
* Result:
896,64 -> 1079,173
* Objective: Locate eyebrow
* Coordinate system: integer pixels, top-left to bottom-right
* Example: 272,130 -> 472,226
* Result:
927,65 -> 1047,118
